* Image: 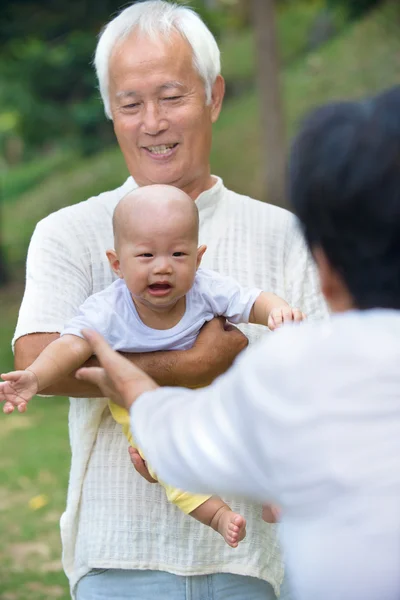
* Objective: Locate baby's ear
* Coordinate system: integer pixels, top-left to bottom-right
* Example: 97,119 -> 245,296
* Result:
196,245 -> 207,269
106,249 -> 122,278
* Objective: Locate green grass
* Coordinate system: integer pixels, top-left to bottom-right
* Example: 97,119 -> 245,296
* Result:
0,396 -> 70,600
0,3 -> 399,597
1,150 -> 76,204
0,286 -> 71,598
3,146 -> 128,266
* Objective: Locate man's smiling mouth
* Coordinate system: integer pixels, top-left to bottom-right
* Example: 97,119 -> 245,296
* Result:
144,143 -> 178,155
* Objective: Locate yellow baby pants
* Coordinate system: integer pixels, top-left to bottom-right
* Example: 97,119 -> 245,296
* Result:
109,400 -> 211,514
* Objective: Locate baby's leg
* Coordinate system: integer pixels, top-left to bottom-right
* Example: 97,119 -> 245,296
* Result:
109,401 -> 246,545
190,497 -> 246,548
108,401 -> 158,479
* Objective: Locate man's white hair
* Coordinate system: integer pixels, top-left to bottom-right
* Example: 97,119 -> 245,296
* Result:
94,0 -> 221,120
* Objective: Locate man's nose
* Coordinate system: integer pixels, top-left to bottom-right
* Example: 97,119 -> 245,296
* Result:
142,102 -> 168,136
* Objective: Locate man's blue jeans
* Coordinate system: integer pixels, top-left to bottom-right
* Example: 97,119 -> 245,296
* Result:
76,569 -> 290,599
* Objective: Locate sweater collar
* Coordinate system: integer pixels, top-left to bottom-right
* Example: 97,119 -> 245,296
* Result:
195,176 -> 224,215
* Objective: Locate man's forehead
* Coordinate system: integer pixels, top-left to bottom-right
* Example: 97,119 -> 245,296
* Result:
111,29 -> 192,66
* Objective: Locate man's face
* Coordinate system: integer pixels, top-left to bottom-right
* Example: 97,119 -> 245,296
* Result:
108,31 -> 224,198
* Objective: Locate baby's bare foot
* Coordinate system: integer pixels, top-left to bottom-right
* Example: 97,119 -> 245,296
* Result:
217,511 -> 246,548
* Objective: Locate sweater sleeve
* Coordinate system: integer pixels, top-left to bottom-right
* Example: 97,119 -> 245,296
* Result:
130,336 -> 283,504
199,269 -> 262,324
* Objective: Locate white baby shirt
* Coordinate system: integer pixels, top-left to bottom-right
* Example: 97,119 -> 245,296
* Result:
62,268 -> 262,352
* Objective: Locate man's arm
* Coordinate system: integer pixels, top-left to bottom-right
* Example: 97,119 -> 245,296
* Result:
14,318 -> 248,397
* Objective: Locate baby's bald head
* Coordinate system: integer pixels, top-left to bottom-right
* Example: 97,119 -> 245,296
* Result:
112,184 -> 199,250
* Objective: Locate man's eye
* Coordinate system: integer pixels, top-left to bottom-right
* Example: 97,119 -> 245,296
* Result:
173,252 -> 186,257
163,96 -> 182,102
123,103 -> 140,110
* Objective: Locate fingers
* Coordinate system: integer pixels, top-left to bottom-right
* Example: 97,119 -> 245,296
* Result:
2,400 -> 27,414
0,381 -> 16,403
292,308 -> 306,323
76,365 -> 106,386
128,447 -> 157,483
81,329 -> 127,374
268,307 -> 307,330
1,371 -> 22,382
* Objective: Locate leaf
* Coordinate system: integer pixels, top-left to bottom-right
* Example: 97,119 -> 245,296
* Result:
28,494 -> 49,511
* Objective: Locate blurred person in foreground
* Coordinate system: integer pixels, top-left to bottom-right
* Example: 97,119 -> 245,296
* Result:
77,86 -> 400,600
12,1 -> 326,598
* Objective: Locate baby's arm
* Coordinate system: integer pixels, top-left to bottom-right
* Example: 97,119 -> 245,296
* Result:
0,334 -> 92,413
249,292 -> 305,330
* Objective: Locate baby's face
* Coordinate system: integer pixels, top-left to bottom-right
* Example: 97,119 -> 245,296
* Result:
116,208 -> 201,311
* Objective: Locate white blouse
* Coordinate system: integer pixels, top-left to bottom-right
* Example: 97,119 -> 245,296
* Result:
132,310 -> 400,600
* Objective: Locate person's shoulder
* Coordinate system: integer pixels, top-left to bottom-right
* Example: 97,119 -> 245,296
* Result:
36,177 -> 137,234
224,186 -> 293,220
79,278 -> 123,310
244,319 -> 330,382
222,185 -> 298,240
192,267 -> 233,293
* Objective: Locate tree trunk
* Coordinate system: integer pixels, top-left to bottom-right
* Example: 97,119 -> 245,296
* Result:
0,250 -> 8,286
251,0 -> 287,207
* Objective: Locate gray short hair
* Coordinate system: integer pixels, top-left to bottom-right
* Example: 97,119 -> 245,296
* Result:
94,0 -> 221,119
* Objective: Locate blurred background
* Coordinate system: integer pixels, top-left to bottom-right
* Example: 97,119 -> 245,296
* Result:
0,0 -> 399,597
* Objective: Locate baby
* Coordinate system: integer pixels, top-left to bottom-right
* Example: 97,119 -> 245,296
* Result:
0,184 -> 305,547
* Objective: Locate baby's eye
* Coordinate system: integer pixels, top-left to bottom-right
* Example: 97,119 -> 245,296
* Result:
139,253 -> 153,258
173,252 -> 186,257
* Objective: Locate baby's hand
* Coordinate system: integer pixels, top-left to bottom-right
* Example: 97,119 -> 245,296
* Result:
0,370 -> 39,414
267,306 -> 306,331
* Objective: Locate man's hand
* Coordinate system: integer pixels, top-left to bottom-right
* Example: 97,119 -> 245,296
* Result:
0,369 -> 39,414
189,318 -> 248,387
76,330 -> 158,411
128,447 -> 157,483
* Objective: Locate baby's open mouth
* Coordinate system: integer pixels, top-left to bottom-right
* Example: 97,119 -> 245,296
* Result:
149,283 -> 172,290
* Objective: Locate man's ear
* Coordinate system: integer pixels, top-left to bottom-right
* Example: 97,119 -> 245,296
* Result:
106,249 -> 122,278
210,75 -> 225,124
196,245 -> 207,269
313,247 -> 335,300
313,246 -> 350,311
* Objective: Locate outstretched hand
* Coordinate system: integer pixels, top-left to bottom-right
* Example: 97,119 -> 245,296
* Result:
0,370 -> 39,414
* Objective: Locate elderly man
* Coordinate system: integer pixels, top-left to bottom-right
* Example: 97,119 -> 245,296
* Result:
13,1 -> 326,598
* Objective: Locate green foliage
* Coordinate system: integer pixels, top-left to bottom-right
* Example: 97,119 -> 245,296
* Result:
220,0 -> 346,87
0,0 -> 231,160
2,150 -> 76,203
326,0 -> 383,19
3,146 -> 128,266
